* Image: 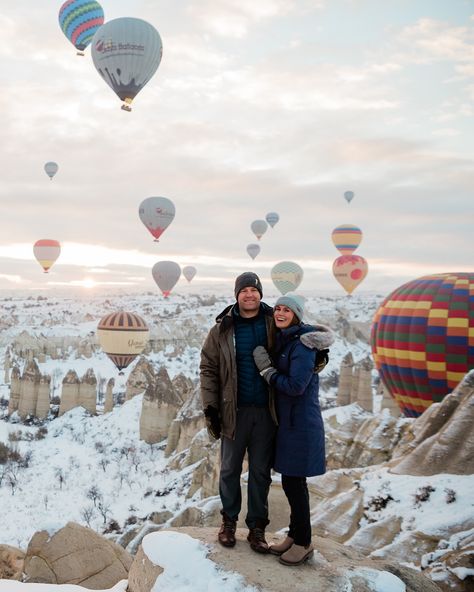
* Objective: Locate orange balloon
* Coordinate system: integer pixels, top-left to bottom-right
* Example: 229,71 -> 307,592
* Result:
332,255 -> 368,294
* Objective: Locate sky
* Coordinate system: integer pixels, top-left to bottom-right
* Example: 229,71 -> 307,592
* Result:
0,0 -> 472,297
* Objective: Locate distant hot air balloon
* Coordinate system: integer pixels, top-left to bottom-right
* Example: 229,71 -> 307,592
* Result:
332,255 -> 368,295
344,190 -> 355,204
139,197 -> 175,242
331,224 -> 363,255
247,244 -> 261,260
183,266 -> 197,282
271,261 -> 304,295
58,0 -> 105,56
44,162 -> 59,180
97,311 -> 149,373
91,17 -> 163,111
152,261 -> 181,296
33,239 -> 61,273
265,212 -> 279,228
251,220 -> 268,240
371,273 -> 474,418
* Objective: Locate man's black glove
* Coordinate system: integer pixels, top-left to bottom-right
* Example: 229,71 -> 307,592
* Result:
253,346 -> 277,384
204,405 -> 221,440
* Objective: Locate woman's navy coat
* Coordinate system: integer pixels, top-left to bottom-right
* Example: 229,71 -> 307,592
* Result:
270,323 -> 328,477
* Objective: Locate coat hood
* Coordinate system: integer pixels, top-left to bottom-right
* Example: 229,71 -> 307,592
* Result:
300,323 -> 335,350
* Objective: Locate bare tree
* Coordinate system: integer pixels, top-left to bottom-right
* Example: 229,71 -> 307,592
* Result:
99,458 -> 110,473
86,485 -> 102,507
97,500 -> 111,525
55,467 -> 65,490
80,506 -> 95,528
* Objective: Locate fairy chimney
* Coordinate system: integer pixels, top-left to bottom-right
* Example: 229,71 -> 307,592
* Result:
36,375 -> 51,420
125,357 -> 155,401
104,378 -> 115,413
356,356 -> 374,412
18,360 -> 42,419
8,366 -> 21,414
336,353 -> 353,406
3,349 -> 11,384
59,370 -> 80,416
378,380 -> 400,417
78,368 -> 97,415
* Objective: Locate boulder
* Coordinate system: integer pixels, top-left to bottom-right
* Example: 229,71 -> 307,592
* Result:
0,544 -> 24,580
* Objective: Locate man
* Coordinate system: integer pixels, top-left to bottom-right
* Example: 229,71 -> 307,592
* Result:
200,272 -> 276,553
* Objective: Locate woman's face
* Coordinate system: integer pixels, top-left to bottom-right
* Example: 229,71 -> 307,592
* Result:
274,305 -> 295,329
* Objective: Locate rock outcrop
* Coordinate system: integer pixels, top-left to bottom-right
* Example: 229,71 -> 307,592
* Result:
0,544 -> 24,580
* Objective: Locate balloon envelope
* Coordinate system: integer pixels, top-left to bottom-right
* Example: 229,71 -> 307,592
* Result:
97,311 -> 149,371
33,239 -> 61,273
91,17 -> 163,110
152,261 -> 181,296
44,162 -> 58,180
332,255 -> 368,294
265,212 -> 279,228
246,244 -> 260,260
182,265 -> 197,282
271,261 -> 304,295
344,190 -> 355,204
59,0 -> 104,53
139,197 -> 175,241
371,273 -> 474,418
251,220 -> 268,240
332,224 -> 363,255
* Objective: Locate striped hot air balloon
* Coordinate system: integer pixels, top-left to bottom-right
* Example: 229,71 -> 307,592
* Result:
271,261 -> 304,295
58,0 -> 105,55
97,311 -> 149,372
33,239 -> 61,273
371,273 -> 474,418
331,224 -> 362,255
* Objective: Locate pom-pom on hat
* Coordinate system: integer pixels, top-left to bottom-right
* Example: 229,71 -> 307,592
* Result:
234,272 -> 263,299
274,293 -> 305,322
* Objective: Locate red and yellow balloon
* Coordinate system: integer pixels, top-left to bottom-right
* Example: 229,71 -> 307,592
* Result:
332,255 -> 368,294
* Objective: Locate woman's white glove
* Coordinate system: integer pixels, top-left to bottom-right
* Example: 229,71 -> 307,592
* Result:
253,346 -> 277,384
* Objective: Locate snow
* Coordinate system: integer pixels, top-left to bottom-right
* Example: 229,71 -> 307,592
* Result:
350,568 -> 406,592
0,582 -> 127,592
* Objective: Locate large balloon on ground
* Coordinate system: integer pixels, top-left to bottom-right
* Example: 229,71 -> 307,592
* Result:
332,224 -> 362,255
97,311 -> 149,372
332,255 -> 368,294
247,244 -> 260,260
182,266 -> 197,282
251,220 -> 268,240
344,190 -> 355,204
44,162 -> 58,180
265,212 -> 279,228
271,261 -> 304,295
139,197 -> 175,241
152,261 -> 181,296
91,17 -> 163,111
58,0 -> 104,55
371,273 -> 474,418
33,239 -> 61,273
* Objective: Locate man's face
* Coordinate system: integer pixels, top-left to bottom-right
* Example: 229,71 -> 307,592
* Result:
237,286 -> 261,317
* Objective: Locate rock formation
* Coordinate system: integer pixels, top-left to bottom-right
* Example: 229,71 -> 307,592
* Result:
336,352 -> 353,406
104,378 -> 115,413
78,368 -> 97,415
3,349 -> 11,384
58,369 -> 97,417
336,353 -> 374,411
58,370 -> 80,416
164,384 -> 205,457
8,365 -> 21,414
0,544 -> 24,580
125,357 -> 155,401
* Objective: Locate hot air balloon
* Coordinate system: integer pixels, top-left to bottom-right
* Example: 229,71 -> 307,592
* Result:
331,224 -> 363,255
183,265 -> 197,282
58,0 -> 105,56
265,212 -> 279,228
139,197 -> 175,241
332,255 -> 368,295
44,162 -> 59,180
152,261 -> 181,297
271,261 -> 304,295
247,244 -> 261,260
344,190 -> 355,204
33,239 -> 61,273
251,220 -> 268,240
371,273 -> 474,418
97,311 -> 149,373
91,17 -> 163,111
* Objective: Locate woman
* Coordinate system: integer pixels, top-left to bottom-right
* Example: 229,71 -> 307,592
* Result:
253,293 -> 334,566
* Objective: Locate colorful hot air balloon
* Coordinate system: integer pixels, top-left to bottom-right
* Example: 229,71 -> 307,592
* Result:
44,162 -> 59,180
344,190 -> 355,204
271,261 -> 304,295
371,273 -> 474,418
183,265 -> 197,282
139,197 -> 175,242
33,239 -> 61,273
247,244 -> 261,260
152,261 -> 181,296
97,311 -> 149,372
265,212 -> 279,228
331,224 -> 363,255
91,17 -> 163,111
58,0 -> 105,56
332,255 -> 368,295
251,220 -> 268,240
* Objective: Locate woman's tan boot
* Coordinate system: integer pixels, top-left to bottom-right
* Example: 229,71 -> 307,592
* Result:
269,536 -> 294,556
279,543 -> 314,566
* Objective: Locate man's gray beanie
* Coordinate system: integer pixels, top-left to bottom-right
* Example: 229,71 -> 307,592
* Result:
275,293 -> 305,322
234,272 -> 263,299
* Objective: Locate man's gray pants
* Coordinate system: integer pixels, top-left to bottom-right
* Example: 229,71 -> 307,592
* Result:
219,407 -> 276,529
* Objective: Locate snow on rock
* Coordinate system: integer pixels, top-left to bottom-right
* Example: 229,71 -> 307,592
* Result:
0,580 -> 127,591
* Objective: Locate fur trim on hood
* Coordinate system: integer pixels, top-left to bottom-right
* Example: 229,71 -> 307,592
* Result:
300,324 -> 335,350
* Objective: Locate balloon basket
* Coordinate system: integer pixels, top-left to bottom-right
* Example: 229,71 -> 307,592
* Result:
118,371 -> 124,376
76,51 -> 85,57
121,104 -> 132,112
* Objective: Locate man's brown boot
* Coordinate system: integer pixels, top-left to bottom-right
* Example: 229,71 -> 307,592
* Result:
269,536 -> 294,556
279,543 -> 314,566
218,513 -> 236,547
247,527 -> 269,554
